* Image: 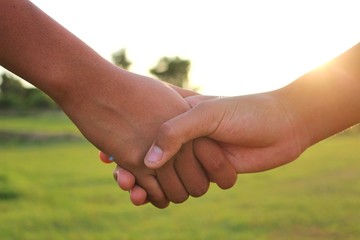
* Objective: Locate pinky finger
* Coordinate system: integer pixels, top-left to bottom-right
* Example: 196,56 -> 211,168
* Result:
130,185 -> 149,206
99,151 -> 114,164
114,166 -> 136,191
113,166 -> 149,206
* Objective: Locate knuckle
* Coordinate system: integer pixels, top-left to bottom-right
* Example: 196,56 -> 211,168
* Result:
206,157 -> 226,173
189,182 -> 209,198
171,193 -> 189,204
148,194 -> 169,208
217,174 -> 237,190
159,121 -> 178,141
153,201 -> 170,209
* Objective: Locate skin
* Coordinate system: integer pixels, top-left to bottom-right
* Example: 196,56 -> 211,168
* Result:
146,42 -> 360,170
115,42 -> 360,205
0,0 -> 237,208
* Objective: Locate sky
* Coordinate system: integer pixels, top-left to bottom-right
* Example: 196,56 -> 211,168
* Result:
5,0 -> 360,95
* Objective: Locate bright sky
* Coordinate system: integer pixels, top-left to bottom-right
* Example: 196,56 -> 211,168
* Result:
7,0 -> 360,95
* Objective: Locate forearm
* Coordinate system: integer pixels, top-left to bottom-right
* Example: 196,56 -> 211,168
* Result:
0,0 -> 214,208
0,0 -> 185,164
0,0 -> 120,103
274,42 -> 360,148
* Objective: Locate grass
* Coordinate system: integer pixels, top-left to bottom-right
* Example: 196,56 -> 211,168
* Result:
0,111 -> 80,134
0,111 -> 82,146
1,113 -> 360,239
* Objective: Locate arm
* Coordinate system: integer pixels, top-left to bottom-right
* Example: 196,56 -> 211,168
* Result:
0,0 -> 207,208
143,42 -> 360,173
1,0 -> 237,208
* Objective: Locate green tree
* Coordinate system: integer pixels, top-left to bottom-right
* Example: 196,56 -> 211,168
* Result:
0,73 -> 58,110
0,73 -> 25,96
0,73 -> 26,109
150,56 -> 190,88
25,88 -> 58,110
112,48 -> 132,70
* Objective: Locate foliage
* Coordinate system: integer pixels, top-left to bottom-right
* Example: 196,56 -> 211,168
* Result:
25,88 -> 58,109
0,73 -> 26,109
0,73 -> 26,95
112,48 -> 132,70
0,73 -> 58,111
150,56 -> 190,88
0,49 -> 191,112
111,48 -> 192,88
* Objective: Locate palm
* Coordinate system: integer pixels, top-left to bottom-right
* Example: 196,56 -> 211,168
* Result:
201,94 -> 306,173
216,139 -> 302,173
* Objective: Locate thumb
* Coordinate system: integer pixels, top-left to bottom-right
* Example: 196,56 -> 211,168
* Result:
144,100 -> 222,169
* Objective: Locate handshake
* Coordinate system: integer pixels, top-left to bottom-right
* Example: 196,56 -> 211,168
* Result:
91,76 -> 306,209
89,39 -> 360,208
87,39 -> 360,208
99,92 -> 239,209
2,0 -> 358,209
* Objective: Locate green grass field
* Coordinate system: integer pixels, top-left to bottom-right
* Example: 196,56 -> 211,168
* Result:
1,113 -> 360,239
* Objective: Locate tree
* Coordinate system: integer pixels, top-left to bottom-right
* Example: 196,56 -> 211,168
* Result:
150,56 -> 190,88
0,73 -> 26,109
112,48 -> 132,70
0,73 -> 58,110
0,73 -> 26,96
25,88 -> 58,109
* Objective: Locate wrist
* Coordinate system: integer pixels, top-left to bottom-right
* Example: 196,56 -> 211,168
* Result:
274,62 -> 360,149
51,58 -> 120,108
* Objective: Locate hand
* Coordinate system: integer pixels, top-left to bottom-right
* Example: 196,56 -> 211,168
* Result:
102,138 -> 238,206
145,93 -> 308,173
103,93 -> 241,206
106,42 -> 360,205
62,69 -> 213,208
0,0 -> 213,208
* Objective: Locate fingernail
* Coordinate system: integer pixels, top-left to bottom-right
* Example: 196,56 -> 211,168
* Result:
145,145 -> 163,164
113,170 -> 118,182
100,154 -> 114,164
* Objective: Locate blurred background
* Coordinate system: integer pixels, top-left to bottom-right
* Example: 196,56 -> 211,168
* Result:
1,0 -> 360,239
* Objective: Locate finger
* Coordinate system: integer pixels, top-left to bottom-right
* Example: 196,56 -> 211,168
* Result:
113,166 -> 136,191
99,151 -> 114,164
174,142 -> 209,197
113,166 -> 148,206
156,158 -> 189,204
130,185 -> 149,206
194,137 -> 237,189
136,176 -> 170,209
144,100 -> 223,169
110,156 -> 170,208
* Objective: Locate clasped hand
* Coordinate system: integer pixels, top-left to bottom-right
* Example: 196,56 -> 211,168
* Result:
100,86 -> 306,208
82,70 -> 238,209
